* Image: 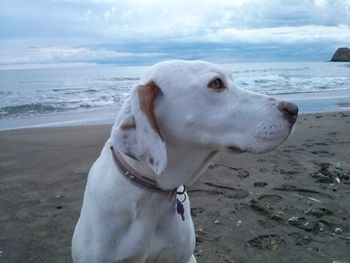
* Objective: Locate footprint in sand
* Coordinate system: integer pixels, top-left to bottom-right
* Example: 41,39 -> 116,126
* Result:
246,234 -> 284,250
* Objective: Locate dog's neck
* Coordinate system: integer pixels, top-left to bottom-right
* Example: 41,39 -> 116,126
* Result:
116,141 -> 216,190
157,142 -> 217,190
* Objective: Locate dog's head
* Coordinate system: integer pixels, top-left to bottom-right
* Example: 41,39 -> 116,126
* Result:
112,60 -> 298,175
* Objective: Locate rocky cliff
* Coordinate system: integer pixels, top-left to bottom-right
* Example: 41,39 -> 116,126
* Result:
331,47 -> 350,62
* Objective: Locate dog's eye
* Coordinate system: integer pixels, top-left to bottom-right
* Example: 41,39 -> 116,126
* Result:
208,78 -> 225,91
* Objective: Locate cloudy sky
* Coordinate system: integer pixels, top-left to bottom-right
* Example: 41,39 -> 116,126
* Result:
1,0 -> 349,66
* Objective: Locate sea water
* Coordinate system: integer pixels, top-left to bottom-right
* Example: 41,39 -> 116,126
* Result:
0,62 -> 349,130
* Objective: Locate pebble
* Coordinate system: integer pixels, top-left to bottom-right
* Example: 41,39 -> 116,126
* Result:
272,210 -> 285,220
224,256 -> 235,263
196,226 -> 206,235
334,227 -> 342,234
238,170 -> 249,178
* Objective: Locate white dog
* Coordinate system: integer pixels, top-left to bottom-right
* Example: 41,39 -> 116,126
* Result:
72,60 -> 298,263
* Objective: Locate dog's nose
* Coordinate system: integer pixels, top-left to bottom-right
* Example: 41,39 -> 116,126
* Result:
278,101 -> 298,124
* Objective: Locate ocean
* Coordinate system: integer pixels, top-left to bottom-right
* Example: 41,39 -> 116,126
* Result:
1,62 -> 350,130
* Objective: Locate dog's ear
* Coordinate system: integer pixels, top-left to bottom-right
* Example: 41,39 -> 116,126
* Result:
111,81 -> 166,175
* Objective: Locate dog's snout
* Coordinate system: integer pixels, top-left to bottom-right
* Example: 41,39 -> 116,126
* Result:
278,101 -> 298,124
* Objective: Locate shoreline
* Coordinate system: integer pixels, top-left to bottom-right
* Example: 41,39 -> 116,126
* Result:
0,110 -> 347,133
1,111 -> 350,262
1,90 -> 350,131
0,105 -> 121,132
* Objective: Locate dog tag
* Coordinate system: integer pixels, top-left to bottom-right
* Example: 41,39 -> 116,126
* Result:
176,199 -> 185,221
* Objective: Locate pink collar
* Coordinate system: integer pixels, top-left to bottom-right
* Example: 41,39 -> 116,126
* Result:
110,145 -> 170,193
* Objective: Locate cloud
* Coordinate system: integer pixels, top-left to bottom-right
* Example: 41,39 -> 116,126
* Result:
0,47 -> 165,65
0,0 -> 349,64
3,0 -> 350,43
72,0 -> 350,45
77,9 -> 100,21
200,25 -> 350,44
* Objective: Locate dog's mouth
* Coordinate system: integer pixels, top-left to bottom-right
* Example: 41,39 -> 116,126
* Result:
254,123 -> 292,142
226,145 -> 246,154
224,121 -> 295,155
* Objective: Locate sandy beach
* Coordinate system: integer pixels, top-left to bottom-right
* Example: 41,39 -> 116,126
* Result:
0,112 -> 350,263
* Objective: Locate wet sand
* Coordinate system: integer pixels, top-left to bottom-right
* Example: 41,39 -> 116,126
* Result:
0,112 -> 349,263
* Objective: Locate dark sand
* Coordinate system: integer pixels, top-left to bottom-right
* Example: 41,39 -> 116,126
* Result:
0,112 -> 350,263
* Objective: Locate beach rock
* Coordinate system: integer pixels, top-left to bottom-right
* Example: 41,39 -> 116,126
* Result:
271,210 -> 285,220
304,207 -> 333,218
237,169 -> 249,178
331,47 -> 350,62
312,163 -> 350,184
224,256 -> 235,263
195,226 -> 206,243
288,216 -> 316,232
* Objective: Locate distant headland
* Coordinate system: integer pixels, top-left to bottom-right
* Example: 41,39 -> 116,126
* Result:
331,47 -> 350,62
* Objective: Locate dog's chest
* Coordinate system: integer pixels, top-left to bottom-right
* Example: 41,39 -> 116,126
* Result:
121,212 -> 195,262
101,195 -> 194,262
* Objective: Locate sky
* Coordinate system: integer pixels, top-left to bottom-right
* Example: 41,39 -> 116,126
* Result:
0,0 -> 350,66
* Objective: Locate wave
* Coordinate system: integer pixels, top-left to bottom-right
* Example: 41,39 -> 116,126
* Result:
17,80 -> 54,84
0,103 -> 62,116
62,89 -> 99,95
231,67 -> 310,74
2,62 -> 349,120
95,77 -> 139,82
109,77 -> 139,81
78,94 -> 125,108
51,88 -> 97,93
0,91 -> 14,95
235,74 -> 350,95
0,92 -> 129,117
52,88 -> 76,92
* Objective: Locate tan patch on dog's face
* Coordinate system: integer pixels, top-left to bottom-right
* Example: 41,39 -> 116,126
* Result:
138,81 -> 164,141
